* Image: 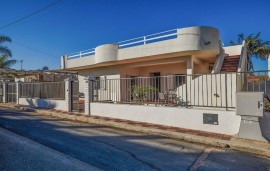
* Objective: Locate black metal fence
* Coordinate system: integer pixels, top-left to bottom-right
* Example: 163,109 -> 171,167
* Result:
91,71 -> 270,109
20,82 -> 65,100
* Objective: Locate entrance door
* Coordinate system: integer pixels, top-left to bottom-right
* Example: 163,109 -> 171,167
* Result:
71,81 -> 80,112
150,72 -> 160,92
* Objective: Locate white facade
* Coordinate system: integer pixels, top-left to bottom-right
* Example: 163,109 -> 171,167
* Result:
91,103 -> 241,135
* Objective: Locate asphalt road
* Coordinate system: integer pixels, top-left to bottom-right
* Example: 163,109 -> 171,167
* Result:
0,108 -> 269,171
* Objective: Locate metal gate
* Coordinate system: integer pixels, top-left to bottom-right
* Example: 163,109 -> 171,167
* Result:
7,83 -> 17,103
71,81 -> 84,112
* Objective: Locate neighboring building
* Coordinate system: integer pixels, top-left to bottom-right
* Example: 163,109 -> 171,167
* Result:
61,26 -> 247,93
23,70 -> 78,82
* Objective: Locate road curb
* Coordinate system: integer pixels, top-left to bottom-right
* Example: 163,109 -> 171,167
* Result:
0,104 -> 269,158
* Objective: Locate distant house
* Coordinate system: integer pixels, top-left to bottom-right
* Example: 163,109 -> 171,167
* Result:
23,70 -> 78,82
0,68 -> 78,82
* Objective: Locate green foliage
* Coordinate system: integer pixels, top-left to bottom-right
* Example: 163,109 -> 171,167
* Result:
42,66 -> 49,70
131,85 -> 157,104
0,35 -> 12,57
0,55 -> 17,69
0,35 -> 17,78
230,33 -> 270,71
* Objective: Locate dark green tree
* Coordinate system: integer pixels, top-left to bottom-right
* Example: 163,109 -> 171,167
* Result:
230,33 -> 270,71
42,66 -> 49,70
0,55 -> 17,69
0,35 -> 12,57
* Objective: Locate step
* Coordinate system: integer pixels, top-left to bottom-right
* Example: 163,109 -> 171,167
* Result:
224,55 -> 240,59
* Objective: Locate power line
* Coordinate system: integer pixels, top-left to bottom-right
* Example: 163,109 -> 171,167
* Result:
0,0 -> 62,30
13,41 -> 58,58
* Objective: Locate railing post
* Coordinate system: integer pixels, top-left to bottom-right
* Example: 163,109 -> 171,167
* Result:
16,81 -> 21,105
3,81 -> 7,103
65,77 -> 73,112
143,36 -> 146,45
185,75 -> 188,108
84,76 -> 94,115
225,73 -> 228,110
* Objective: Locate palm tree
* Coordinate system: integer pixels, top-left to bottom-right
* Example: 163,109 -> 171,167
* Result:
0,55 -> 17,78
0,55 -> 17,69
0,35 -> 17,78
0,35 -> 12,57
230,33 -> 270,71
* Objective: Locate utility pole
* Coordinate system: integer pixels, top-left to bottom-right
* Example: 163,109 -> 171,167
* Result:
18,60 -> 23,70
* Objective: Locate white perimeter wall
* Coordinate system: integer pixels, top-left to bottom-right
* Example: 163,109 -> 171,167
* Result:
19,98 -> 66,111
91,103 -> 241,135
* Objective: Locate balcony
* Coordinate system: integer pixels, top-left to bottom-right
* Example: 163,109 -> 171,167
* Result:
62,26 -> 221,70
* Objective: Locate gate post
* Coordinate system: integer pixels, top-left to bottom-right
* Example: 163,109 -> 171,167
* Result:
84,76 -> 94,115
16,81 -> 21,105
65,77 -> 73,112
3,81 -> 8,103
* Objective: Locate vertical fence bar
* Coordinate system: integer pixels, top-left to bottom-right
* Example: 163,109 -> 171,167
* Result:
225,73 -> 228,110
186,75 -> 188,108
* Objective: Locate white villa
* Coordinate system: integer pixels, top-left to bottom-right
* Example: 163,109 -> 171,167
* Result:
61,26 -> 247,94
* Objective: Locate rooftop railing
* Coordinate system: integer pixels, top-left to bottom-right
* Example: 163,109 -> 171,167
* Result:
66,29 -> 178,60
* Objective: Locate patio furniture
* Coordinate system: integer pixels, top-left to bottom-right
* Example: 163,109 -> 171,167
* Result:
158,92 -> 166,104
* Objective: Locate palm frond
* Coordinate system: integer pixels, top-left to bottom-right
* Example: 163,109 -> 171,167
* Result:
237,33 -> 245,44
230,40 -> 237,45
0,46 -> 12,57
0,35 -> 12,43
0,60 -> 17,69
233,32 -> 270,71
0,55 -> 17,69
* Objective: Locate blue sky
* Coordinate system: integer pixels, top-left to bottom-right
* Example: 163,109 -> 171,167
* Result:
0,0 -> 269,70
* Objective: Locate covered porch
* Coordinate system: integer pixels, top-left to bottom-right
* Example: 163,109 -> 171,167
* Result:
93,55 -> 234,108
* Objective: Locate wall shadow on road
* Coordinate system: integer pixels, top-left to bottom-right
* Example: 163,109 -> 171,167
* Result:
0,108 -> 269,171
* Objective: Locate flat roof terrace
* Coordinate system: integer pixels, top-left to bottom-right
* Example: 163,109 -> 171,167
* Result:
62,26 -> 221,70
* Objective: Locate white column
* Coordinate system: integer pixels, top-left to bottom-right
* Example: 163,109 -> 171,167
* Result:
16,81 -> 21,105
268,54 -> 270,77
185,56 -> 194,106
3,81 -> 7,103
84,76 -> 94,115
61,55 -> 67,69
65,77 -> 73,112
186,56 -> 193,75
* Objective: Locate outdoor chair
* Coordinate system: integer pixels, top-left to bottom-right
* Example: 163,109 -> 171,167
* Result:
158,92 -> 166,105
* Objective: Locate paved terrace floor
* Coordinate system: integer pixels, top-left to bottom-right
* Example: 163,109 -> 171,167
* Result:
0,108 -> 269,171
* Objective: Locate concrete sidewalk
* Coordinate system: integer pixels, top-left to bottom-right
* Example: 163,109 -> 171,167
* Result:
1,103 -> 269,158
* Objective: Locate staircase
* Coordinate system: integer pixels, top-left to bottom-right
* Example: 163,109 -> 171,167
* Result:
220,55 -> 240,72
